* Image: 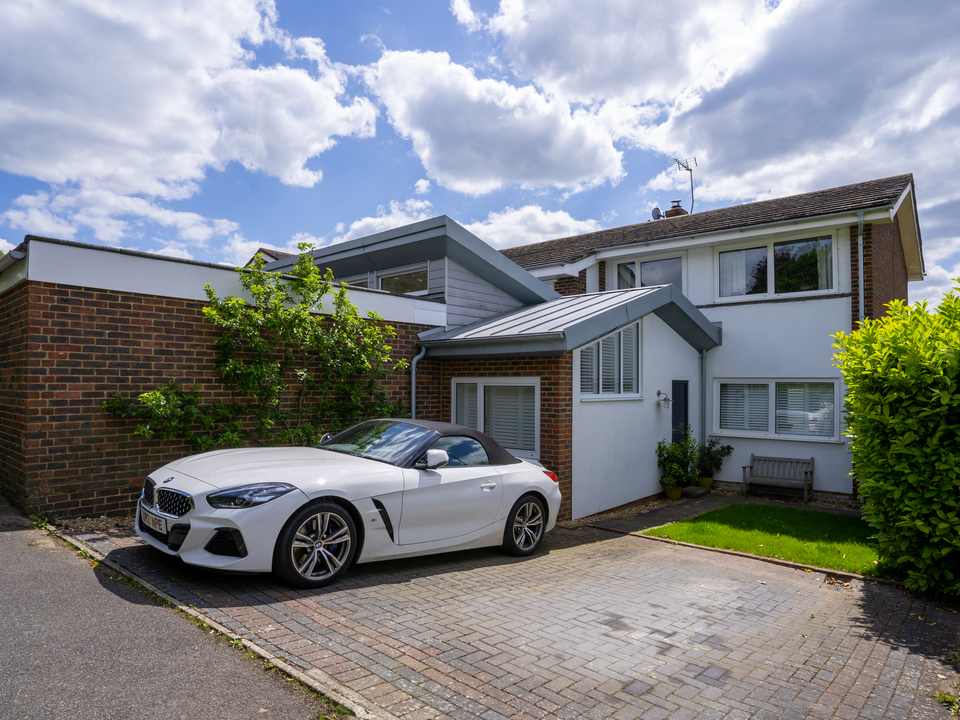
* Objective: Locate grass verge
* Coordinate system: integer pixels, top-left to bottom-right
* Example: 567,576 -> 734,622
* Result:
642,503 -> 881,576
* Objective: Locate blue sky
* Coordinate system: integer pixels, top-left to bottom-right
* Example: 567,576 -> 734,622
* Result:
1,0 -> 958,304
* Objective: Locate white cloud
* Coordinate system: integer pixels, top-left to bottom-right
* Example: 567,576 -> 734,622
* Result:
0,237 -> 15,254
487,0 -> 795,107
463,205 -> 602,248
415,179 -> 431,194
331,199 -> 436,243
3,189 -> 239,246
366,50 -> 623,195
0,0 -> 376,246
450,0 -> 483,32
2,193 -> 77,240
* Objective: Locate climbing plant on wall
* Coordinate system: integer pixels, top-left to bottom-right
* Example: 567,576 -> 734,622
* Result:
104,245 -> 407,450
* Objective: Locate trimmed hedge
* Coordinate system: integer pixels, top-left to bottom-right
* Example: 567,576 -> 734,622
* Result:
834,285 -> 960,596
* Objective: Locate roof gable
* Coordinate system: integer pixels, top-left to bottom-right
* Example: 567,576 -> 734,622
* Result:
418,285 -> 721,358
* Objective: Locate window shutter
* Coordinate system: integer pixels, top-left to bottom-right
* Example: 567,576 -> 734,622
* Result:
600,335 -> 619,393
455,383 -> 478,428
621,325 -> 638,393
720,383 -> 769,431
580,344 -> 598,394
776,382 -> 833,436
484,385 -> 535,451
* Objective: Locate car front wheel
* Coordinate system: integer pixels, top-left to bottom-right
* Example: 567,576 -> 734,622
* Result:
274,502 -> 357,588
502,494 -> 546,556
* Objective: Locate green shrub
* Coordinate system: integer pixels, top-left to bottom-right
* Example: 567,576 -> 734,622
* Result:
833,283 -> 960,597
655,425 -> 699,487
697,437 -> 733,478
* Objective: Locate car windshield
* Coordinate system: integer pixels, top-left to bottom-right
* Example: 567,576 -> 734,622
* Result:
318,420 -> 437,466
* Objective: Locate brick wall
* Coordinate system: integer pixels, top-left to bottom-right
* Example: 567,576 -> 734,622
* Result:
554,270 -> 586,296
870,221 -> 909,318
3,280 -> 429,518
850,221 -> 909,327
419,356 -> 575,520
0,282 -> 29,509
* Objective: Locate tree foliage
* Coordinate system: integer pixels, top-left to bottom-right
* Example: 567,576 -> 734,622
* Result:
104,245 -> 407,450
833,283 -> 960,596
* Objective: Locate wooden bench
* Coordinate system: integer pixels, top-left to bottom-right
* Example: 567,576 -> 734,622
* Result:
742,455 -> 815,503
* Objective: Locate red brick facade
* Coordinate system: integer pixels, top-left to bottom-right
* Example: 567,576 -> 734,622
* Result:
0,280 -> 429,518
415,356 -> 575,520
850,221 -> 909,327
0,282 -> 29,511
553,269 -> 586,296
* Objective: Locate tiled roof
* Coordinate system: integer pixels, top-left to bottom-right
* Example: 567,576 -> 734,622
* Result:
501,174 -> 914,268
245,247 -> 296,267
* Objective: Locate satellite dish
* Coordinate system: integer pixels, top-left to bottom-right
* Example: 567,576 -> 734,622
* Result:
652,206 -> 663,220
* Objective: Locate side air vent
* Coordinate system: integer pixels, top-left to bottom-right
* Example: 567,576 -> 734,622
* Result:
204,528 -> 248,558
372,499 -> 395,543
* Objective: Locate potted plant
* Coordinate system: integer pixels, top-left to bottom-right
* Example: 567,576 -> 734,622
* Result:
655,426 -> 698,500
697,437 -> 733,488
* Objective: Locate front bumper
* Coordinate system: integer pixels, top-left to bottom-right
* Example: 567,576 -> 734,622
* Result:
135,479 -> 309,573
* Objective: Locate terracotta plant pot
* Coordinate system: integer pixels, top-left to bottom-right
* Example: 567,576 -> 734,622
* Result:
663,485 -> 683,500
697,476 -> 714,489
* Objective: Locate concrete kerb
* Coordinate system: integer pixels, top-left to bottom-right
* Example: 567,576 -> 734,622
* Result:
45,524 -> 399,720
593,520 -> 901,589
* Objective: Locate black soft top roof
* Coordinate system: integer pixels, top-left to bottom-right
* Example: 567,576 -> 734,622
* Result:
382,418 -> 522,466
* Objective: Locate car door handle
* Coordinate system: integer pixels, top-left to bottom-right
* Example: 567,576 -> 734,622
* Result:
480,482 -> 497,491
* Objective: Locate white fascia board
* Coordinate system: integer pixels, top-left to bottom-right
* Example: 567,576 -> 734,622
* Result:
593,209 -> 893,262
525,255 -> 597,279
24,238 -> 446,327
890,185 -> 925,280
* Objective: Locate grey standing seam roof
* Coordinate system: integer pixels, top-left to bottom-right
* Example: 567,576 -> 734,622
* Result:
418,285 -> 721,357
501,174 -> 916,268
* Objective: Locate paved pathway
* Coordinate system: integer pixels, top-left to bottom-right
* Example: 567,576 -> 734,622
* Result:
60,498 -> 958,720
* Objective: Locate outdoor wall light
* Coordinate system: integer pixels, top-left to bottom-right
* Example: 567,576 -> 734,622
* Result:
657,390 -> 671,409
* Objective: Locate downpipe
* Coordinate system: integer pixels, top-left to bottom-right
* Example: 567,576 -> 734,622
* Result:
409,347 -> 427,419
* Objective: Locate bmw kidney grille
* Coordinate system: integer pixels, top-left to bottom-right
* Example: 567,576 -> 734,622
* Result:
156,488 -> 194,517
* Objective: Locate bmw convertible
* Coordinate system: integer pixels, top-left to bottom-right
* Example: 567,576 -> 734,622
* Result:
136,419 -> 561,587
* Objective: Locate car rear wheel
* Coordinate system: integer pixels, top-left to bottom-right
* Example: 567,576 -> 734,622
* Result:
274,502 -> 357,588
502,494 -> 545,556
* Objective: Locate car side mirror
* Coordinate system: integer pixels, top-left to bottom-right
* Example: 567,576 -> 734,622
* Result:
416,448 -> 449,470
318,432 -> 333,444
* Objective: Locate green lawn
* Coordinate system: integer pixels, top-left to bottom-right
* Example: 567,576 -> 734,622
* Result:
642,503 -> 880,576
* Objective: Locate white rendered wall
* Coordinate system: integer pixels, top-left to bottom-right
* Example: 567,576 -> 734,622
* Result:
699,296 -> 853,493
571,313 -> 701,519
595,223 -> 857,496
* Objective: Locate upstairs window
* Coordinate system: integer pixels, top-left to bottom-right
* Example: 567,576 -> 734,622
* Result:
718,236 -> 833,299
616,258 -> 682,291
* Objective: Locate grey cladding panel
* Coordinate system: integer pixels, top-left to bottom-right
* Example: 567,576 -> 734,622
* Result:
446,259 -> 522,328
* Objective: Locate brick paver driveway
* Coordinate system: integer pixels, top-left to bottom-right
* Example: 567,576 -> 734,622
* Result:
69,521 -> 956,720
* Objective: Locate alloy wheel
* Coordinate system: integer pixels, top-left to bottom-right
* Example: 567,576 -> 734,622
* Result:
290,511 -> 353,581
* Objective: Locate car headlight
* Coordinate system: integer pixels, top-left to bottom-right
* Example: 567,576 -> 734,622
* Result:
206,483 -> 296,509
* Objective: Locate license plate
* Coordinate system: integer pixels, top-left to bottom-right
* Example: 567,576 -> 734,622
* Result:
141,507 -> 168,535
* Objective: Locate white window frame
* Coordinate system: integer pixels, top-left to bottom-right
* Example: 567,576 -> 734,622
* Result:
577,321 -> 642,401
378,263 -> 429,296
713,232 -> 839,303
609,252 -> 686,293
450,377 -> 540,459
713,378 -> 841,442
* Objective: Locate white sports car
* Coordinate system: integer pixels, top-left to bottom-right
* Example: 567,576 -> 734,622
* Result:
136,419 -> 561,587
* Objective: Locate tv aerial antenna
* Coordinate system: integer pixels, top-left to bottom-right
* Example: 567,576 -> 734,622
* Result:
675,157 -> 697,213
